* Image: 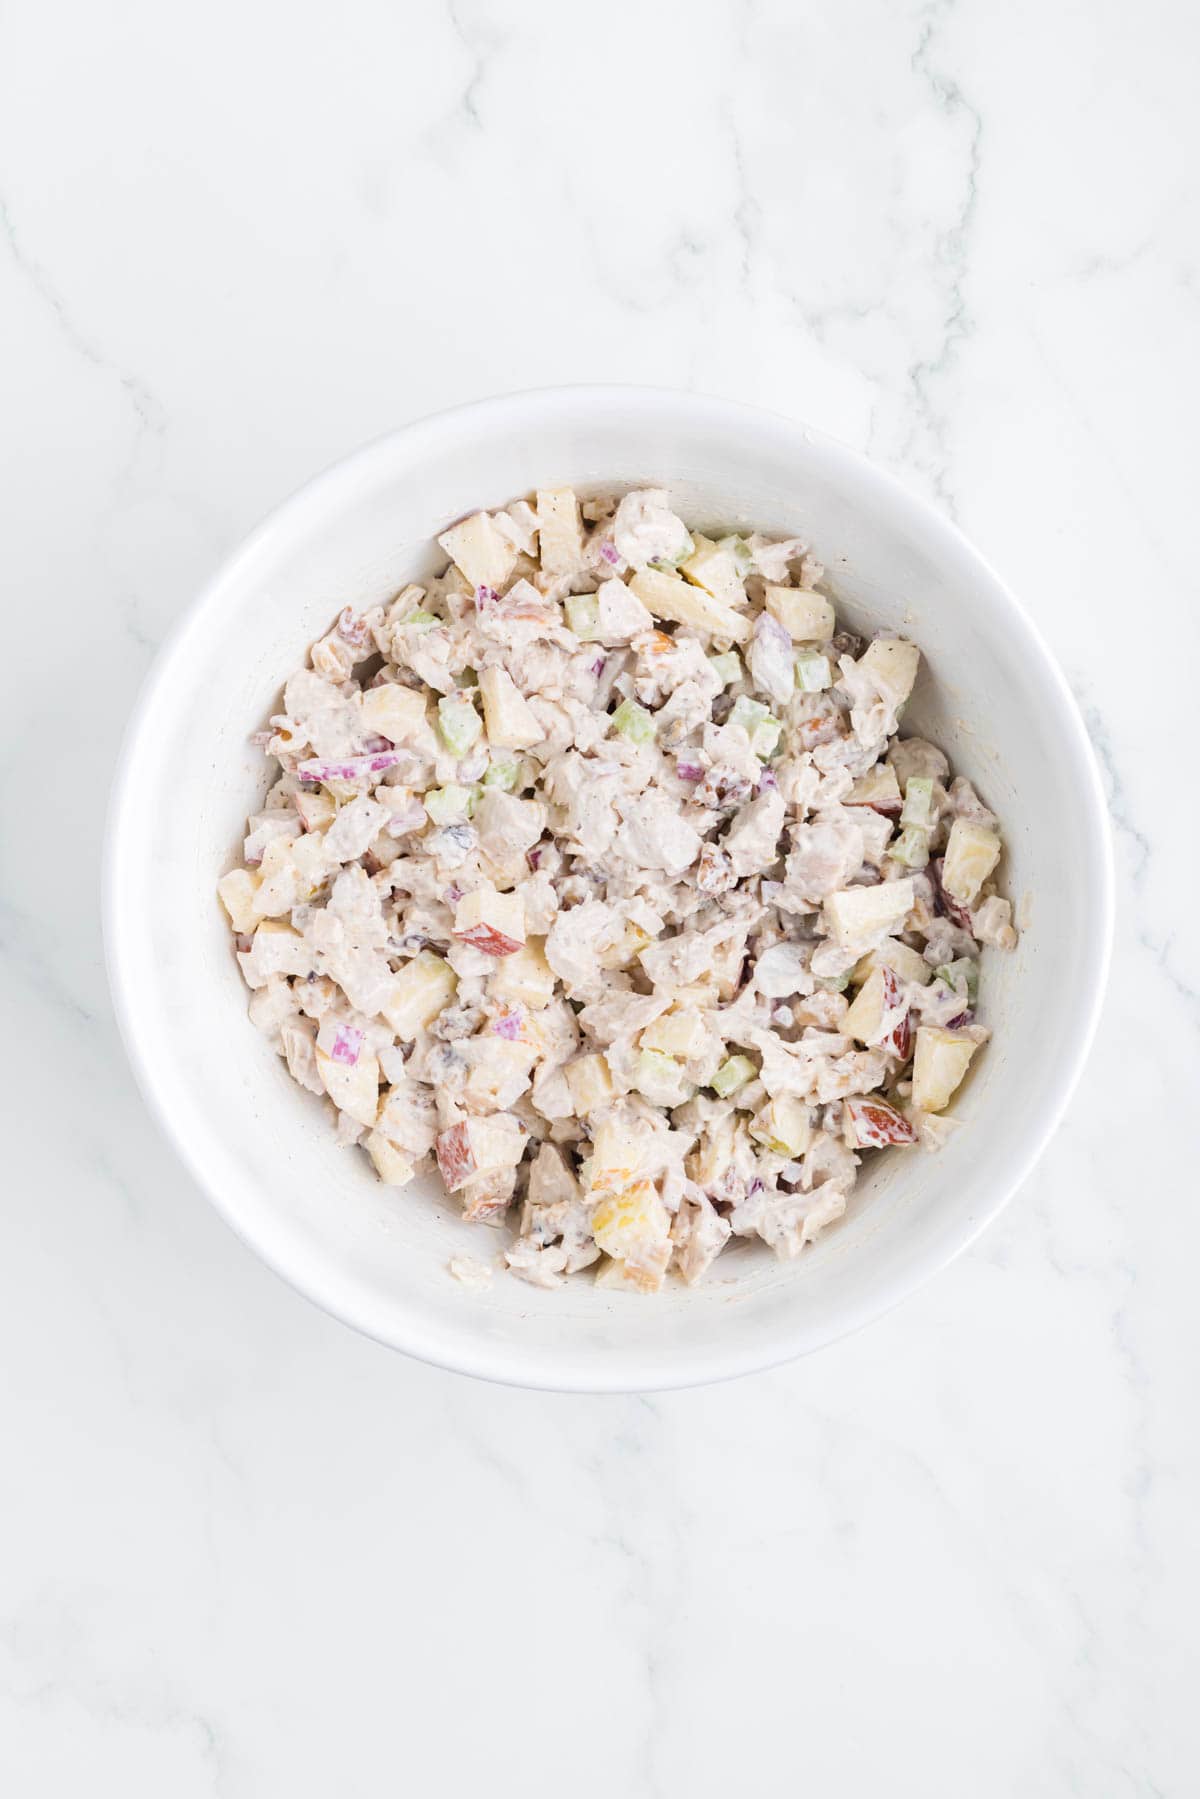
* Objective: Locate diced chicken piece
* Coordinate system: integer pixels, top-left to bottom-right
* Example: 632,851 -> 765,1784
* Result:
592,578 -> 654,644
236,919 -> 313,989
628,568 -> 752,643
473,789 -> 543,871
822,878 -> 915,951
942,818 -> 1002,906
324,795 -> 388,863
762,584 -> 835,641
453,885 -> 526,956
438,511 -> 517,591
611,489 -> 692,569
478,665 -> 545,750
435,1115 -> 526,1193
971,894 -> 1018,951
615,791 -> 702,876
671,1191 -> 732,1285
888,736 -> 950,790
535,487 -> 585,576
382,951 -> 458,1039
911,1026 -> 979,1113
785,810 -> 866,901
724,788 -> 786,877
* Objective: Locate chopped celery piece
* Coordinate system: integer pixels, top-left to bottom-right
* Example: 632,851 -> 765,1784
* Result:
815,972 -> 851,994
483,757 -> 520,791
795,651 -> 832,693
424,784 -> 473,825
751,718 -> 783,758
935,958 -> 979,1003
728,695 -> 771,733
707,650 -> 742,687
891,825 -> 931,869
611,698 -> 656,745
400,609 -> 438,631
718,534 -> 754,577
901,776 -> 934,829
711,1054 -> 756,1098
635,1050 -> 686,1103
565,594 -> 601,640
437,695 -> 482,757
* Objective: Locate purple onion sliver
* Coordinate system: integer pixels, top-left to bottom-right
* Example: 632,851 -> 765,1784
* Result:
757,767 -> 778,792
599,540 -> 619,566
946,1011 -> 974,1030
475,585 -> 498,608
590,655 -> 607,677
676,761 -> 703,783
527,847 -> 542,870
492,1009 -> 523,1040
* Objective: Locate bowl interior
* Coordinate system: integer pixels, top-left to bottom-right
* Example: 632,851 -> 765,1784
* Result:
106,390 -> 1110,1388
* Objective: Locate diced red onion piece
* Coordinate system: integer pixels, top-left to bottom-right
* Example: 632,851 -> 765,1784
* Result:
330,1025 -> 364,1066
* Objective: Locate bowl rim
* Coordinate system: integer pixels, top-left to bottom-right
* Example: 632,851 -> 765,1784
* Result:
103,384 -> 1115,1391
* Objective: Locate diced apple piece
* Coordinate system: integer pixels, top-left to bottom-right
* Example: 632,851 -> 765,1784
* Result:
588,1113 -> 650,1192
315,1043 -> 380,1127
680,536 -> 750,610
361,682 -> 428,744
434,1116 -> 525,1193
860,637 -> 920,707
844,966 -> 891,1045
846,764 -> 902,815
941,818 -> 1002,906
852,938 -> 932,988
632,1050 -> 691,1107
364,1129 -> 417,1186
488,938 -> 555,1009
453,885 -> 526,956
823,878 -> 915,951
911,1026 -> 979,1113
844,1094 -> 918,1148
437,511 -> 517,591
218,868 -> 261,933
762,584 -> 835,642
591,1179 -> 672,1291
294,788 -> 336,832
478,665 -> 545,750
564,1053 -> 615,1115
749,1095 -> 813,1156
843,964 -> 913,1058
466,1039 -> 536,1109
640,1010 -> 707,1058
381,950 -> 457,1039
535,487 -> 584,575
629,567 -> 752,643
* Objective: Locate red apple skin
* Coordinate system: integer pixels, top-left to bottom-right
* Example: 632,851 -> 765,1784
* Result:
846,1095 -> 918,1148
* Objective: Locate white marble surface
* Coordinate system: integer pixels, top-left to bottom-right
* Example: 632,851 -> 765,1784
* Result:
2,0 -> 1198,1790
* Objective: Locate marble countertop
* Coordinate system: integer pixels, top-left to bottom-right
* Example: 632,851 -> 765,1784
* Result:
3,0 -> 1198,1791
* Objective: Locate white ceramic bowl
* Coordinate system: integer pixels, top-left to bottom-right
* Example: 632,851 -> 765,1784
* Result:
104,387 -> 1112,1391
